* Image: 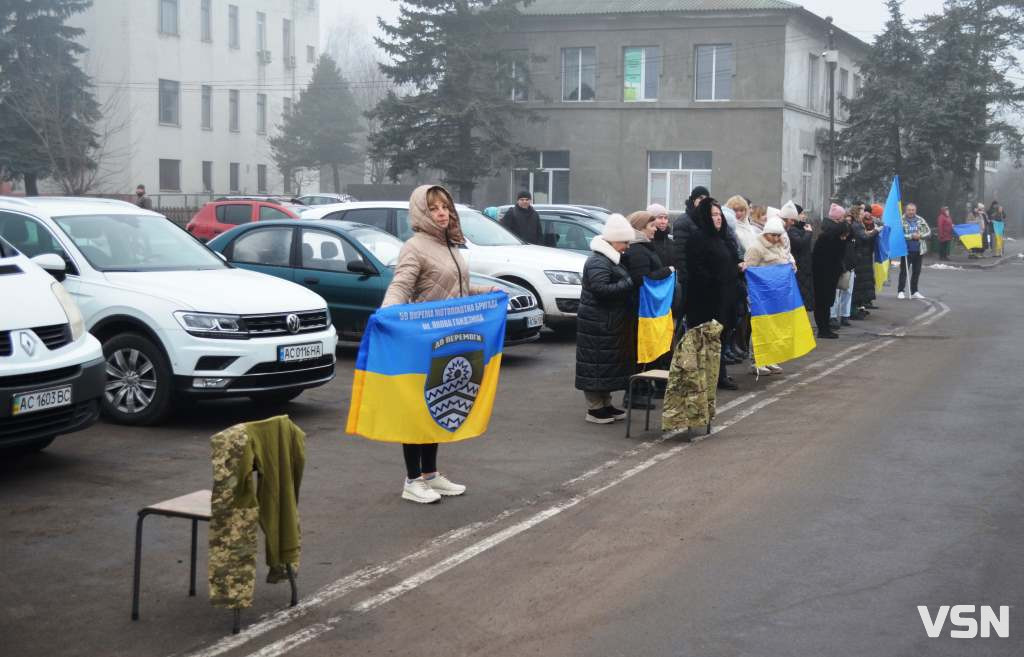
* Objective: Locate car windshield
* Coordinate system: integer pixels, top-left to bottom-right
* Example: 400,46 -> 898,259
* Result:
459,208 -> 524,246
53,214 -> 226,272
348,225 -> 404,267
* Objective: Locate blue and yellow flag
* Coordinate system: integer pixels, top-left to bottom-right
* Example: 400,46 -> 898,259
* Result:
953,223 -> 983,250
637,272 -> 675,363
993,220 -> 1005,254
874,224 -> 891,293
882,176 -> 907,259
745,264 -> 816,367
346,291 -> 507,444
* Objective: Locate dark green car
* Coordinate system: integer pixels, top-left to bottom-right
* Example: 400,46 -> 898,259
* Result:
208,219 -> 544,344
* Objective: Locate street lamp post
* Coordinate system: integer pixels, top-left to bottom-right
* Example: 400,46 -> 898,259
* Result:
825,17 -> 838,200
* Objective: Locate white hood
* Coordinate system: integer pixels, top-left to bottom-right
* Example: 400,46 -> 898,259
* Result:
0,254 -> 69,330
103,268 -> 327,314
467,243 -> 587,273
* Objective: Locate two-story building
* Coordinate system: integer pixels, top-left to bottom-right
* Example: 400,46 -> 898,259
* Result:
70,0 -> 319,198
478,0 -> 868,217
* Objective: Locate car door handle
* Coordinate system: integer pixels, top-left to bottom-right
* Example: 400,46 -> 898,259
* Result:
303,277 -> 319,285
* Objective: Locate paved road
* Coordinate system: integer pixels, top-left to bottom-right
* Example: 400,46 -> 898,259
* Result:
2,254 -> 1022,656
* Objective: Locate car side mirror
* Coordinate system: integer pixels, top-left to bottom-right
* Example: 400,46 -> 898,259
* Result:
347,260 -> 377,275
32,253 -> 67,282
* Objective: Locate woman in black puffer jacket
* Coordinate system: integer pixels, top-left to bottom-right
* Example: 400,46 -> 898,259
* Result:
575,213 -> 637,424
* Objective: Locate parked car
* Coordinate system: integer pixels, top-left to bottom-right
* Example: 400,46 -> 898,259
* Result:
0,196 -> 338,425
298,202 -> 587,327
208,220 -> 545,345
186,199 -> 299,242
494,204 -> 607,253
0,236 -> 105,452
294,193 -> 357,207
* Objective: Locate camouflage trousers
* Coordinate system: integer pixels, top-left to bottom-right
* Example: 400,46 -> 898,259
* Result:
662,320 -> 723,432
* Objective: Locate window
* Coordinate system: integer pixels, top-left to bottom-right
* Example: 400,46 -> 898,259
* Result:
561,47 -> 595,102
201,0 -> 211,42
202,161 -> 213,192
0,212 -> 71,263
695,44 -> 733,101
283,19 -> 293,68
539,218 -> 594,251
839,67 -> 849,99
260,204 -> 292,220
853,74 -> 862,98
283,97 -> 292,117
159,158 -> 181,191
201,85 -> 212,129
229,89 -> 239,131
624,47 -> 659,102
257,165 -> 268,193
158,79 -> 180,126
801,154 -> 816,212
228,5 -> 239,49
511,151 -> 570,204
257,12 -> 267,53
646,151 -> 712,212
232,228 -> 293,266
229,162 -> 240,192
301,229 -> 362,272
807,54 -> 820,111
159,0 -> 178,35
256,94 -> 267,134
342,208 -> 390,231
217,203 -> 252,225
307,45 -> 315,63
500,50 -> 529,102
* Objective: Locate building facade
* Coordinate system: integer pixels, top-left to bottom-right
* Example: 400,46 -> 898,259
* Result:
478,0 -> 867,217
70,0 -> 319,198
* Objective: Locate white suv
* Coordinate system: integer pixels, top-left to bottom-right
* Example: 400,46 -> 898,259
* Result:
0,197 -> 338,425
0,237 -> 105,451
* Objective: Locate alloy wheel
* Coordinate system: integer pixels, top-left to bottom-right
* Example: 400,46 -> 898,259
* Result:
105,348 -> 158,414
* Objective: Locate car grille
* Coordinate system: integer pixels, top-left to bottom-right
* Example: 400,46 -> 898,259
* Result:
32,323 -> 73,351
0,400 -> 99,443
509,294 -> 536,311
227,360 -> 335,389
0,365 -> 81,390
243,310 -> 330,336
246,355 -> 335,375
0,331 -> 10,357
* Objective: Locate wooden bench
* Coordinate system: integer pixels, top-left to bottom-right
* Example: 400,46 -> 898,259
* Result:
625,369 -> 669,438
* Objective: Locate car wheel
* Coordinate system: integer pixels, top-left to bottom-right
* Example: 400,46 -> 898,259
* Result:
248,389 -> 303,405
101,333 -> 174,425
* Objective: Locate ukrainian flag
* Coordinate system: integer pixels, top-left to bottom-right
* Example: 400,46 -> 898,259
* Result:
882,176 -> 907,259
637,272 -> 675,363
994,220 -> 1005,254
953,223 -> 983,250
346,291 -> 507,444
874,224 -> 891,293
746,264 -> 816,367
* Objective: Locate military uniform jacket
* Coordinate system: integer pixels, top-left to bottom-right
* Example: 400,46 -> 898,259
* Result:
662,320 -> 723,432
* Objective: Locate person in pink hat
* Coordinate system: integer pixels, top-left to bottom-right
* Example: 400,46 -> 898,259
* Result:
811,203 -> 852,339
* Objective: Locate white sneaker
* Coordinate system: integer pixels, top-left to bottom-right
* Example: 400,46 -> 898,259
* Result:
402,478 -> 441,504
897,291 -> 906,299
766,364 -> 784,374
425,473 -> 466,496
911,292 -> 926,300
751,365 -> 772,376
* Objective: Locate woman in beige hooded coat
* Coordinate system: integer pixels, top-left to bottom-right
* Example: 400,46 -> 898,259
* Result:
382,185 -> 494,504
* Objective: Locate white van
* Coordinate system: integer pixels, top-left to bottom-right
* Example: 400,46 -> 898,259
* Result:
0,237 -> 105,452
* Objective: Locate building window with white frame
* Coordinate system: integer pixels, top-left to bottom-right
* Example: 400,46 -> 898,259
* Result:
228,5 -> 239,49
229,162 -> 240,193
256,94 -> 267,134
257,12 -> 267,54
511,151 -> 570,204
229,89 -> 239,132
159,158 -> 181,191
283,19 -> 294,68
201,85 -> 212,130
561,47 -> 595,102
307,45 -> 316,63
200,0 -> 211,42
807,54 -> 819,111
159,0 -> 178,35
695,44 -> 733,101
202,160 -> 213,192
801,154 -> 816,212
623,46 -> 659,102
647,151 -> 712,211
158,79 -> 180,126
499,50 -> 529,102
257,165 -> 268,193
853,73 -> 862,99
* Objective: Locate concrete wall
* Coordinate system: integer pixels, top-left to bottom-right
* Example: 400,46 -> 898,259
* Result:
71,0 -> 319,195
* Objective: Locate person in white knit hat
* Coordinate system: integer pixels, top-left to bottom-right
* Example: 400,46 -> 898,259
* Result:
742,216 -> 794,376
574,214 -> 638,424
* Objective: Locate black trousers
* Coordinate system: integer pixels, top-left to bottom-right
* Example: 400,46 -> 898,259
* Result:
898,254 -> 922,294
402,443 -> 438,480
813,272 -> 839,333
939,241 -> 951,260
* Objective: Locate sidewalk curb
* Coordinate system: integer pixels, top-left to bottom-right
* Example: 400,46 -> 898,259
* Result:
926,246 -> 1019,270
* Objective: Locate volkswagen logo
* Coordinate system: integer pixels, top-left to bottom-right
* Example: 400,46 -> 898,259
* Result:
285,314 -> 301,334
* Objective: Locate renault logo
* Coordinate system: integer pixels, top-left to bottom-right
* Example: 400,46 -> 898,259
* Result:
285,314 -> 301,334
18,331 -> 36,356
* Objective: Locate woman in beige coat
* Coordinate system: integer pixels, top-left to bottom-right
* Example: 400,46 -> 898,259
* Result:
382,184 -> 494,504
742,216 -> 795,376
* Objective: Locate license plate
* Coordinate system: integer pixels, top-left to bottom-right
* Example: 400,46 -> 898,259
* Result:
527,313 -> 543,328
278,342 -> 323,362
12,385 -> 73,416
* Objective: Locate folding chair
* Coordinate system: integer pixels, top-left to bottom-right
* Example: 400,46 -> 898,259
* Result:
625,369 -> 669,438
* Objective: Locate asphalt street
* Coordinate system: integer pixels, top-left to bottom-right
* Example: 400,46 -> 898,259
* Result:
2,251 -> 1022,657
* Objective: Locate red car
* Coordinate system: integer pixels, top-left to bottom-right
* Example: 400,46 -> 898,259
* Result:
185,200 -> 299,241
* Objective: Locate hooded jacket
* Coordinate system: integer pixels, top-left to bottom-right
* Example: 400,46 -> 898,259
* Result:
684,200 -> 740,329
625,234 -> 672,288
786,221 -> 814,310
575,236 -> 636,392
500,203 -> 543,245
382,185 -> 489,307
744,234 -> 795,267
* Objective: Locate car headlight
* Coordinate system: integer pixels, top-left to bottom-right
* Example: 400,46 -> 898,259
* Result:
51,282 -> 85,341
174,311 -> 247,339
544,270 -> 582,285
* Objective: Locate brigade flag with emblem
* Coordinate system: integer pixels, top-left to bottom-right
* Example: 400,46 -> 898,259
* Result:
346,291 -> 507,444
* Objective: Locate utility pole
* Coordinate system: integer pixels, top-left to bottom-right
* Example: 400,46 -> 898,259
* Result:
825,16 -> 838,200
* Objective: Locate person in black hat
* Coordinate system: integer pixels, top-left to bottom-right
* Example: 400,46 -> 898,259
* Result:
500,191 -> 543,245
